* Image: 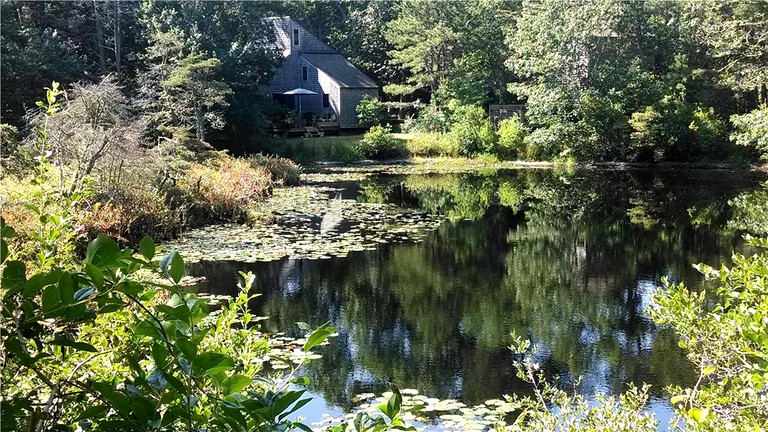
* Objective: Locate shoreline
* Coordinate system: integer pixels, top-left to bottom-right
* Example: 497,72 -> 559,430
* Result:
308,158 -> 767,172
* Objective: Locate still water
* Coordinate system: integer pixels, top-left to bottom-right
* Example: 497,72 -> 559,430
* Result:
188,167 -> 766,426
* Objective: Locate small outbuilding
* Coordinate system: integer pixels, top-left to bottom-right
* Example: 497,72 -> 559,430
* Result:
265,17 -> 379,129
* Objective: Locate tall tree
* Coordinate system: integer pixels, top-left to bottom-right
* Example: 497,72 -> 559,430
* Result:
137,0 -> 278,148
161,53 -> 232,142
384,1 -> 515,106
682,0 -> 768,107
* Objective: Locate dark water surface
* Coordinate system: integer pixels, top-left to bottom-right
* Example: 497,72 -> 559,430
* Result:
188,167 -> 766,425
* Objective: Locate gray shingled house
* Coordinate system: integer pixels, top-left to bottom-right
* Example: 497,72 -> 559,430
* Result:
264,17 -> 379,129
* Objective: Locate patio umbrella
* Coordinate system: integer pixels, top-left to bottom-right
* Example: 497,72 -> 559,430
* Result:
283,88 -> 318,118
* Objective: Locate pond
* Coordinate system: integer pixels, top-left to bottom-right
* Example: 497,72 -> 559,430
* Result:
180,166 -> 767,429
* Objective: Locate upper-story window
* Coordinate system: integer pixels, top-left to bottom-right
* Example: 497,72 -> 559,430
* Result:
302,66 -> 308,81
293,28 -> 300,46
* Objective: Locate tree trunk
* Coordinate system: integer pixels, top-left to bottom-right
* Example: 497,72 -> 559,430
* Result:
113,0 -> 122,78
93,0 -> 107,75
195,104 -> 205,142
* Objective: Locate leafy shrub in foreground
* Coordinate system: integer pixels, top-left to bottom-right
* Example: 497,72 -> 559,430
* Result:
356,125 -> 406,159
649,236 -> 768,431
1,224 -> 335,431
1,82 -> 335,432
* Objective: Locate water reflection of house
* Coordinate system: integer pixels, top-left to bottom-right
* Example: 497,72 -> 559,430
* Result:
265,17 -> 379,129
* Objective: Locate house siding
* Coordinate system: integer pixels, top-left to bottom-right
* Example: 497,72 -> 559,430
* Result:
318,69 -> 340,116
269,17 -> 334,56
266,56 -> 329,116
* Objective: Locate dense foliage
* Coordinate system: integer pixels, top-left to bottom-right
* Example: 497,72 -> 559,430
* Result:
651,238 -> 768,430
2,0 -> 766,162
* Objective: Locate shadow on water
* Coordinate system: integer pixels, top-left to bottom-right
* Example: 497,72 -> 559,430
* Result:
187,167 -> 767,423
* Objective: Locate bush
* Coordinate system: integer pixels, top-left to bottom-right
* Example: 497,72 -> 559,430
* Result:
447,104 -> 496,156
1,214 -> 336,431
179,157 -> 272,219
650,237 -> 768,430
85,184 -> 177,243
0,123 -> 20,157
522,123 -> 582,161
406,133 -> 461,157
356,94 -> 387,126
689,106 -> 726,156
356,125 -> 407,159
411,104 -> 450,133
249,153 -> 302,185
730,105 -> 768,160
497,117 -> 527,159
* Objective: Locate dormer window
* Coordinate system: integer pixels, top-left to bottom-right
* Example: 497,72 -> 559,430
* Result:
293,28 -> 300,46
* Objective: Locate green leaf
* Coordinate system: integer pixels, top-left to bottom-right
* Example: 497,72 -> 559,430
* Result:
116,280 -> 143,296
84,263 -> 104,289
135,320 -> 163,339
169,252 -> 184,283
271,390 -> 305,420
58,273 -> 75,307
2,261 -> 27,297
1,238 -> 8,264
160,250 -> 185,283
175,338 -> 197,360
303,322 -> 335,352
193,352 -> 235,376
139,237 -> 156,261
1,218 -> 17,238
222,374 -> 251,396
292,422 -> 314,432
385,388 -> 402,420
42,284 -> 61,313
75,405 -> 109,421
670,395 -> 687,405
152,342 -> 171,369
50,338 -> 98,353
85,233 -> 121,267
290,376 -> 310,385
278,398 -> 311,422
688,407 -> 710,423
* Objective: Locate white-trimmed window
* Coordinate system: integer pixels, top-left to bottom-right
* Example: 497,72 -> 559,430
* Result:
292,28 -> 300,46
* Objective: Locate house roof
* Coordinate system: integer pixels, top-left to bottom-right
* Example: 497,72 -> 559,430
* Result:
301,54 -> 378,89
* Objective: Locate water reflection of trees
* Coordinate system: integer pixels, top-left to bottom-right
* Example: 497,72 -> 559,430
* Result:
189,169 -> 766,409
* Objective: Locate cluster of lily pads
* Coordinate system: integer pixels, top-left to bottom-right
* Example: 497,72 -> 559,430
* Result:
311,389 -> 521,432
304,159 -> 553,182
165,185 -> 442,263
